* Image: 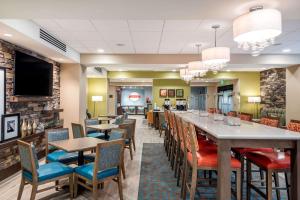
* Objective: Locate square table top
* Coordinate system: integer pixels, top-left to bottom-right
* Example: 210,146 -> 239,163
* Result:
48,137 -> 106,152
87,124 -> 118,131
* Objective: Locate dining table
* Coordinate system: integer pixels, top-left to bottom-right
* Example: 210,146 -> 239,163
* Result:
175,111 -> 300,200
87,124 -> 119,139
48,137 -> 106,165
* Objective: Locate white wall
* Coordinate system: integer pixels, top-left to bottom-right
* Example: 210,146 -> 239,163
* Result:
60,64 -> 87,132
286,65 -> 300,122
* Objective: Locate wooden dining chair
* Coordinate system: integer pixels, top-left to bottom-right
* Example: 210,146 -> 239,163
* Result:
84,119 -> 106,139
260,117 -> 280,127
17,140 -> 74,200
158,112 -> 167,137
182,122 -> 241,200
147,110 -> 154,126
239,112 -> 253,121
163,109 -> 170,154
119,121 -> 135,160
71,123 -> 85,138
227,111 -> 237,117
124,118 -> 137,151
74,139 -> 125,200
45,128 -> 78,164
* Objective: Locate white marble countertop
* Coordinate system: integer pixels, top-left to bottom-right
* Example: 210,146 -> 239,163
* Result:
176,111 -> 300,140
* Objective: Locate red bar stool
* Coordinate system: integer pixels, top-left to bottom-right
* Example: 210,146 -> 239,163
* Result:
245,151 -> 290,200
182,122 -> 241,200
227,111 -> 237,117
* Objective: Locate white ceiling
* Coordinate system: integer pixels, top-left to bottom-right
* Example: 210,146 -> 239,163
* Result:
32,18 -> 300,55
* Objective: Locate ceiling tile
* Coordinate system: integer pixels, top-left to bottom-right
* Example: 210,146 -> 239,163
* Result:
100,31 -> 132,42
164,20 -> 202,31
33,19 -> 62,32
54,19 -> 96,31
91,20 -> 129,31
128,20 -> 164,31
131,31 -> 161,42
71,31 -> 103,41
80,40 -> 109,48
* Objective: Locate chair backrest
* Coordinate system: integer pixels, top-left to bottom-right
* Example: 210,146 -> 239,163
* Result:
71,123 -> 85,138
125,118 -> 136,138
114,115 -> 125,125
287,120 -> 300,132
147,111 -> 153,124
158,112 -> 166,126
46,128 -> 69,153
93,139 -> 124,181
119,121 -> 134,140
164,110 -> 169,123
85,119 -> 99,134
239,113 -> 253,121
227,111 -> 237,117
181,120 -> 199,153
17,140 -> 39,181
260,117 -> 279,127
174,114 -> 184,144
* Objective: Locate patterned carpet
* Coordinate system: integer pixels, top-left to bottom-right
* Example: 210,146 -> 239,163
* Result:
138,143 -> 288,200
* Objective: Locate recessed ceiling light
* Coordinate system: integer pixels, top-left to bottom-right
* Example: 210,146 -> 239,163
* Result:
3,33 -> 12,37
118,69 -> 123,72
226,69 -> 231,72
282,48 -> 291,53
97,49 -> 104,53
172,69 -> 176,72
116,43 -> 125,47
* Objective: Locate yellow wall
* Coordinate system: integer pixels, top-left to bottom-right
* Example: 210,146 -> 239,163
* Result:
153,79 -> 190,107
106,71 -> 260,113
87,78 -> 108,117
205,71 -> 260,113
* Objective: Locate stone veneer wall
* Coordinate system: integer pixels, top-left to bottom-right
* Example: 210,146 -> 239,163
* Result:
0,39 -> 61,128
260,68 -> 286,108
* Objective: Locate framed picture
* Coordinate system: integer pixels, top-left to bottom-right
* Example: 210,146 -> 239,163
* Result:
159,89 -> 167,97
168,89 -> 175,98
176,89 -> 184,97
0,67 -> 6,142
1,113 -> 20,142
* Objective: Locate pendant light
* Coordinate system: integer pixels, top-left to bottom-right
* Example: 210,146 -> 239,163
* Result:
202,25 -> 230,72
188,44 -> 208,77
233,6 -> 282,56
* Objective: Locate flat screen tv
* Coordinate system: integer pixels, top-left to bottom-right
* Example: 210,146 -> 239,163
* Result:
14,51 -> 53,96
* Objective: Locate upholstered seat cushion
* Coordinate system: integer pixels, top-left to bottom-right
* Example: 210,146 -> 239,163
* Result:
87,131 -> 106,139
23,162 -> 73,182
246,151 -> 290,170
197,138 -> 217,151
187,151 -> 241,169
233,147 -> 274,155
108,132 -> 123,141
84,153 -> 96,162
75,163 -> 119,180
47,150 -> 78,163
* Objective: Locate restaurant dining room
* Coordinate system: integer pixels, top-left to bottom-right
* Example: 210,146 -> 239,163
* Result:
1,1 -> 300,200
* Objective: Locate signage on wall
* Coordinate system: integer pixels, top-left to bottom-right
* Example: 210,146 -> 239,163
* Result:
128,92 -> 141,101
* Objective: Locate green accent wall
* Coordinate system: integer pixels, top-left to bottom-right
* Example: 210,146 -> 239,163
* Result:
87,78 -> 108,117
153,79 -> 190,107
205,71 -> 260,114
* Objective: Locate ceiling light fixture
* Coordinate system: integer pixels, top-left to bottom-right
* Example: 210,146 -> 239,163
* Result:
233,6 -> 282,56
188,44 -> 208,77
97,49 -> 104,53
3,33 -> 12,37
179,67 -> 193,82
202,25 -> 230,72
172,69 -> 176,72
116,43 -> 125,47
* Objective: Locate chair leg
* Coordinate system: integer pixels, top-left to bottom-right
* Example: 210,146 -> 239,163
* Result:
182,163 -> 188,200
121,158 -> 126,179
285,172 -> 291,200
266,170 -> 273,200
274,172 -> 281,200
74,175 -> 78,198
260,168 -> 265,186
93,183 -> 98,200
117,176 -> 124,200
17,176 -> 25,200
55,180 -> 59,191
132,137 -> 136,151
129,143 -> 133,160
30,185 -> 38,200
236,169 -> 241,200
240,156 -> 244,198
69,175 -> 74,199
246,160 -> 252,200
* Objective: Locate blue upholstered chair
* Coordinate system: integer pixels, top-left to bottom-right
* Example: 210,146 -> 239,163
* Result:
46,128 -> 78,164
113,115 -> 125,125
71,123 -> 85,138
119,119 -> 136,160
17,140 -> 74,200
84,119 -> 106,139
74,139 -> 125,200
